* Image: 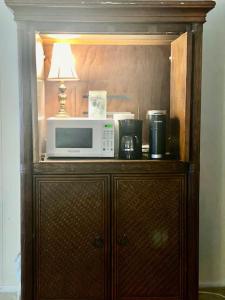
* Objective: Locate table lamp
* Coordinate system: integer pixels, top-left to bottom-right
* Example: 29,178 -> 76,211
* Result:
48,43 -> 79,117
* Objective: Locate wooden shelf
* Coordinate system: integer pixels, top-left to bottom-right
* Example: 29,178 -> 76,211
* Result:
33,159 -> 189,175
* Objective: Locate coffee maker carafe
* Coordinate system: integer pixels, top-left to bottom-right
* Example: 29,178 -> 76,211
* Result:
119,119 -> 142,159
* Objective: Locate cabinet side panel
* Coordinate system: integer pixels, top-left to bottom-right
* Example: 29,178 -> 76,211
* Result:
187,23 -> 203,300
17,23 -> 34,300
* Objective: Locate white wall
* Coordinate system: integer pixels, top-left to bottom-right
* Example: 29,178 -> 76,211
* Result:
199,0 -> 225,287
0,0 -> 224,290
0,0 -> 20,292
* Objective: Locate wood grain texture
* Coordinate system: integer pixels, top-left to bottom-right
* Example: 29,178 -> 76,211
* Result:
112,174 -> 187,300
35,23 -> 189,36
41,34 -> 179,46
5,0 -> 216,7
17,23 -> 35,300
44,43 -> 170,144
170,32 -> 192,161
37,80 -> 46,158
5,0 -> 215,24
9,0 -> 215,298
33,160 -> 189,175
34,175 -> 110,300
186,23 -> 203,300
189,24 -> 203,167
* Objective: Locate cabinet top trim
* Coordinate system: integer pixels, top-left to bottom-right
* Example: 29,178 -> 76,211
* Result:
5,0 -> 215,23
5,0 -> 215,7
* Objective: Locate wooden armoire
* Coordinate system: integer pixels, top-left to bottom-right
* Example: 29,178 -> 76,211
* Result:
5,1 -> 215,300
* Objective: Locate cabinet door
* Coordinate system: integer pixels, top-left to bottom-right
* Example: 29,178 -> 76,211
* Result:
170,31 -> 192,161
112,175 -> 186,300
34,175 -> 110,300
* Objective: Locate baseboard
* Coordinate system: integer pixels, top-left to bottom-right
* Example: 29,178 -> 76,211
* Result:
0,293 -> 17,300
0,286 -> 20,300
200,282 -> 225,288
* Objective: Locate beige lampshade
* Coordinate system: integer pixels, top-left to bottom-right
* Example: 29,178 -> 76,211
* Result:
48,43 -> 79,80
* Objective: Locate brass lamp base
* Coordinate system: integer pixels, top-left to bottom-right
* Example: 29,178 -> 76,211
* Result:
56,81 -> 70,118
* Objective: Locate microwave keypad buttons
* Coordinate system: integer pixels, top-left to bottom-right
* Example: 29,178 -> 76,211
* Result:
102,127 -> 114,153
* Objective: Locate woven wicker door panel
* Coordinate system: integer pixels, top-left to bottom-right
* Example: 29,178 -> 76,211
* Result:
112,175 -> 186,300
34,175 -> 110,300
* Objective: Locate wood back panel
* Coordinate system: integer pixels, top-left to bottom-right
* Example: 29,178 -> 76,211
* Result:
112,174 -> 187,300
43,43 -> 170,144
34,175 -> 110,300
170,32 -> 192,161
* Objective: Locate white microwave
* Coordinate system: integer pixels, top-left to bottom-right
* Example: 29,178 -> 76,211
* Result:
46,118 -> 114,158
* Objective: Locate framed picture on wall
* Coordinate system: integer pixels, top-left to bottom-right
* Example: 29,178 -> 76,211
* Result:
88,90 -> 107,119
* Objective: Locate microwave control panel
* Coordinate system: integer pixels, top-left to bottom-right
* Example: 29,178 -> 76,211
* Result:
102,123 -> 114,157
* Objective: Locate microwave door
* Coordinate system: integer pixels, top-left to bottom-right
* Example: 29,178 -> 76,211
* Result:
55,127 -> 101,157
55,128 -> 92,148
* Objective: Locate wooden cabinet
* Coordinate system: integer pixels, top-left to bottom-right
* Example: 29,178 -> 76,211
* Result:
34,175 -> 110,300
34,173 -> 186,300
4,1 -> 215,300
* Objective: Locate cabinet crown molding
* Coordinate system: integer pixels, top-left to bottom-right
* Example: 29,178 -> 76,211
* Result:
5,0 -> 215,23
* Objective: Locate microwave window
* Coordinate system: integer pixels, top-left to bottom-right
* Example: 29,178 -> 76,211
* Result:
56,128 -> 93,148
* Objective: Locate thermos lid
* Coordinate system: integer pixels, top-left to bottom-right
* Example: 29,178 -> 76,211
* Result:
146,110 -> 167,119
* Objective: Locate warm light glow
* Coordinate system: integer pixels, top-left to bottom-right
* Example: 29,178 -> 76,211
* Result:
45,34 -> 81,41
48,43 -> 79,81
40,34 -> 178,46
36,37 -> 45,79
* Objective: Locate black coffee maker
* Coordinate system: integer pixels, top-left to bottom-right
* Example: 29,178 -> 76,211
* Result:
119,119 -> 142,159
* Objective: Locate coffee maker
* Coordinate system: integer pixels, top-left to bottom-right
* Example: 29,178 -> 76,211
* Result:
119,119 -> 142,159
113,112 -> 135,158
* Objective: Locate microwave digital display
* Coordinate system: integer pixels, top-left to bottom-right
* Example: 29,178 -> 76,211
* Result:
56,128 -> 93,148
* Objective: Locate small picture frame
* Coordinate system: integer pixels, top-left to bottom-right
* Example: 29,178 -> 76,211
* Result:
88,90 -> 107,119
